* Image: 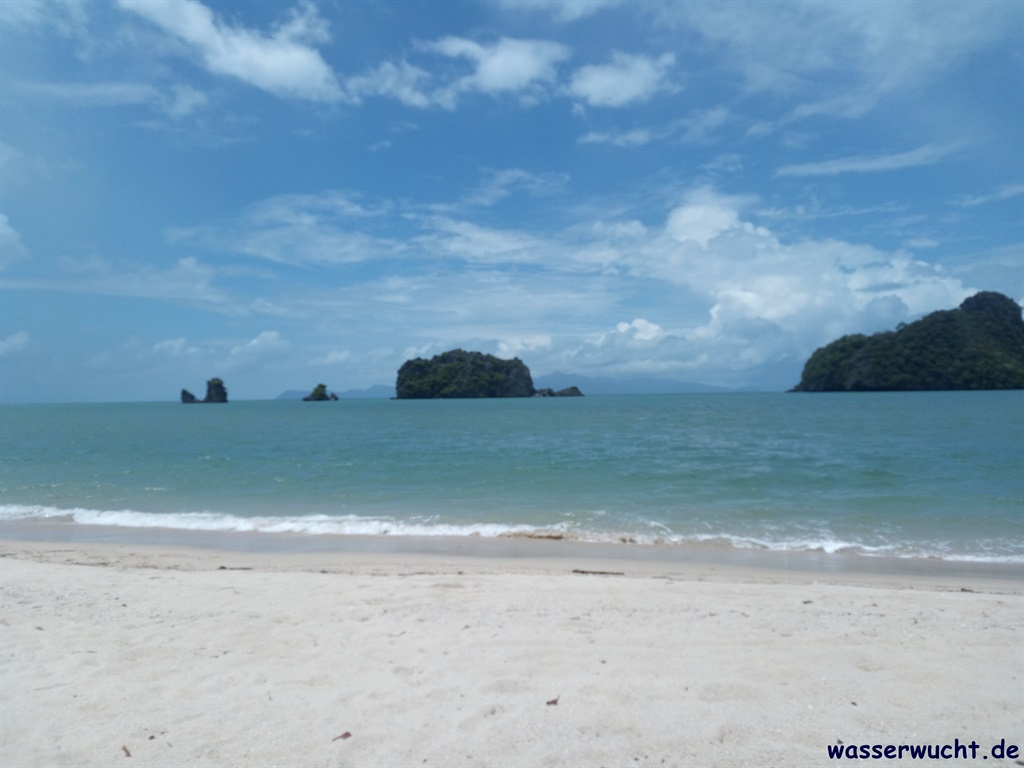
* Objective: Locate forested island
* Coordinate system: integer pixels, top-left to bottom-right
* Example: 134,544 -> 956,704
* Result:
395,349 -> 582,398
791,291 -> 1024,392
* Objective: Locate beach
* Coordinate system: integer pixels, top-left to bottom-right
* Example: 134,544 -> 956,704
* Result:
1,535 -> 1021,767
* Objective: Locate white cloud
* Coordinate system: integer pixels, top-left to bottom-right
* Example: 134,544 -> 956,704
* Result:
568,52 -> 675,107
152,337 -> 199,356
615,318 -> 663,341
426,36 -> 570,104
117,0 -> 342,102
660,1 -> 1013,120
464,168 -> 568,207
183,191 -> 401,266
776,144 -> 958,177
28,80 -> 208,118
416,216 -> 546,264
579,107 -> 728,147
0,213 -> 29,270
0,331 -> 30,356
579,127 -> 656,147
229,330 -> 288,360
956,183 -> 1024,208
497,334 -> 552,358
312,350 -> 351,365
664,188 -> 747,248
344,60 -> 438,108
495,0 -> 623,22
0,0 -> 90,45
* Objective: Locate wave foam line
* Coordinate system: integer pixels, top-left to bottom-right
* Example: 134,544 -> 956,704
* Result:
2,505 -> 1021,563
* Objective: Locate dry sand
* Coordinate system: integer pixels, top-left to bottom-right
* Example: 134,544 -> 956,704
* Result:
1,537 -> 1022,768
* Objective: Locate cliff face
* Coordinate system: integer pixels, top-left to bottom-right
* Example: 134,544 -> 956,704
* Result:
792,292 -> 1024,392
395,349 -> 536,398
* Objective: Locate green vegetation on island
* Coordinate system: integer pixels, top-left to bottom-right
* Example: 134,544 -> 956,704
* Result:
396,349 -> 535,398
792,291 -> 1024,392
395,349 -> 583,398
303,383 -> 339,401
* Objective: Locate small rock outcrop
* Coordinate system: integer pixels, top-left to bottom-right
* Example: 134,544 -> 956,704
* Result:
533,386 -> 584,397
303,383 -> 339,401
181,377 -> 229,403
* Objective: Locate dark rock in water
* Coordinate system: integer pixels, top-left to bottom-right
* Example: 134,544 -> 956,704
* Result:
396,349 -> 536,398
182,378 -> 229,403
303,383 -> 339,401
791,291 -> 1024,392
533,386 -> 584,397
204,378 -> 228,402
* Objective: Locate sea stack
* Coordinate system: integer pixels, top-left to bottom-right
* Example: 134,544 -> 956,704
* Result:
181,377 -> 229,403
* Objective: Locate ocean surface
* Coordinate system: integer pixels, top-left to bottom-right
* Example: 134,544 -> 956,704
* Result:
1,393 -> 1021,563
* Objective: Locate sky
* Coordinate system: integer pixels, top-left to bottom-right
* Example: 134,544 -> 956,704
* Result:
1,0 -> 1022,402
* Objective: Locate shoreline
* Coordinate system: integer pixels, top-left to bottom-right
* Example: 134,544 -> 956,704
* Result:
2,519 -> 1022,590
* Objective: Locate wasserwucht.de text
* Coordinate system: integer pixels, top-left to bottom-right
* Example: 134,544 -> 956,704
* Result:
828,738 -> 1020,760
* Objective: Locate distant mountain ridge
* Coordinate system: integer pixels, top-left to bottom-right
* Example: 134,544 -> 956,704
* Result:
792,291 -> 1024,392
275,385 -> 394,400
533,373 -> 732,395
276,374 -> 733,400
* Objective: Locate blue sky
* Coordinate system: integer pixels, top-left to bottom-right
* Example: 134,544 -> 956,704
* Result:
1,0 -> 1021,402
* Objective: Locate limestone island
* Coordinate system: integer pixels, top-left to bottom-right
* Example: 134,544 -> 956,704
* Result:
791,291 -> 1024,392
395,349 -> 583,399
303,384 -> 339,401
181,377 -> 228,403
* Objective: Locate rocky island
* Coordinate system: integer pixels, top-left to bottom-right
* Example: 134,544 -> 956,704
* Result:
181,377 -> 229,403
395,349 -> 582,399
791,291 -> 1024,392
303,384 -> 339,401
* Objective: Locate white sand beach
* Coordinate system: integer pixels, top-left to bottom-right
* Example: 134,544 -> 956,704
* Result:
1,537 -> 1022,768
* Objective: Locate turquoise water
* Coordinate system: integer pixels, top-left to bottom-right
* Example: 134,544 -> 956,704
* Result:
1,393 -> 1021,561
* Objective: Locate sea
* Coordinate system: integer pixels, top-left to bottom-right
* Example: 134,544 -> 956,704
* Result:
1,392 -> 1021,564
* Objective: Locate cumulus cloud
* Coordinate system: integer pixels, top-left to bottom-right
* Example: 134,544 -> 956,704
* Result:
615,318 -> 663,341
497,334 -> 552,358
568,52 -> 675,107
117,0 -> 342,102
344,60 -> 436,108
0,331 -> 30,356
427,36 -> 571,104
345,36 -> 570,109
0,213 -> 29,270
664,188 -> 747,248
149,185 -> 977,389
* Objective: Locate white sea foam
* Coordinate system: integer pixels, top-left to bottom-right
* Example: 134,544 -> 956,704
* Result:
2,504 -> 1021,563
